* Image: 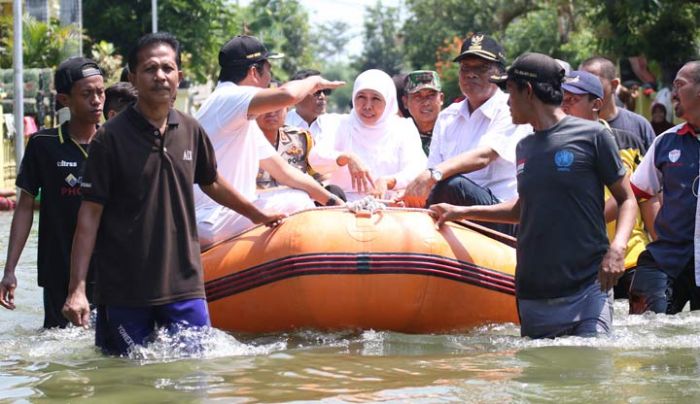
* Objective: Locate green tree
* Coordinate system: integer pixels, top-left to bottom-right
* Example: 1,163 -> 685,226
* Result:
355,1 -> 404,76
586,0 -> 700,85
82,0 -> 241,83
314,20 -> 355,64
402,0 -> 538,70
243,0 -> 314,81
0,15 -> 77,69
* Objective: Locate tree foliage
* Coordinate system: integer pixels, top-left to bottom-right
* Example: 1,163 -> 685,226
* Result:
242,0 -> 313,81
585,0 -> 700,85
0,15 -> 78,69
313,20 -> 355,64
83,0 -> 241,83
354,1 -> 404,76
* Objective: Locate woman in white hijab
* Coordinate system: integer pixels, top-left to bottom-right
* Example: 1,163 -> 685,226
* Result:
309,69 -> 427,202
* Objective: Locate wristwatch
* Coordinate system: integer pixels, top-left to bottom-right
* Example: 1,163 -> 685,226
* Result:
427,167 -> 443,182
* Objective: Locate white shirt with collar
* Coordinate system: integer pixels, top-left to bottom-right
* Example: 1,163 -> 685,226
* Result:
427,88 -> 532,202
193,81 -> 276,211
285,109 -> 342,143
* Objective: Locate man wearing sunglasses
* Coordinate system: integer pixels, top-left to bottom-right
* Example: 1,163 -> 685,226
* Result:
194,36 -> 344,247
400,33 -> 531,236
285,69 -> 341,143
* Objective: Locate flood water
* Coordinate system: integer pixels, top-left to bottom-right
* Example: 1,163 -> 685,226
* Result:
2,211 -> 700,402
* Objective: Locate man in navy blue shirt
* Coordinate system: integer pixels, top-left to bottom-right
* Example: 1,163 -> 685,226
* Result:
628,60 -> 700,314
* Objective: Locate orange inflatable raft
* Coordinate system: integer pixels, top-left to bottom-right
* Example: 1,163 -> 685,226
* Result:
202,207 -> 519,334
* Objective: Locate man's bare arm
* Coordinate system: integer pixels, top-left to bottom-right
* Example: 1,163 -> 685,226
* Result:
62,201 -> 103,327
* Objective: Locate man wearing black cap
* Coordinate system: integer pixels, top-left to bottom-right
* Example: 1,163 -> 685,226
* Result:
400,33 -> 530,236
431,53 -> 638,339
0,57 -> 104,328
194,35 -> 344,247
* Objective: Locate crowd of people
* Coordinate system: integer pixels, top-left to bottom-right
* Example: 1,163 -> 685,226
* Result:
0,30 -> 698,354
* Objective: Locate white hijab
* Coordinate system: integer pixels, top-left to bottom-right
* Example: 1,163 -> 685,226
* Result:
336,69 -> 407,151
310,69 -> 426,198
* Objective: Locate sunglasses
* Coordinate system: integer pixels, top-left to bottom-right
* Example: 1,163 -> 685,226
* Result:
314,89 -> 332,97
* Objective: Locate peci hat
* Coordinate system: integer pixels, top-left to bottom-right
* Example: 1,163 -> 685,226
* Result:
405,70 -> 442,94
54,57 -> 103,94
218,35 -> 284,68
562,70 -> 604,99
490,52 -> 564,85
453,33 -> 506,65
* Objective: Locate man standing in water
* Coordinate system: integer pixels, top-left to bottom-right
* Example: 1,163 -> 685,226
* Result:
62,32 -> 284,355
431,53 -> 637,338
1,57 -> 104,328
628,60 -> 700,314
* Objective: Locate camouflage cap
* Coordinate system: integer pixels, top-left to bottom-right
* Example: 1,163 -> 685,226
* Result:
405,70 -> 441,94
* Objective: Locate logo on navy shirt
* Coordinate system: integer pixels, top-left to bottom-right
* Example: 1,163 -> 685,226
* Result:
554,149 -> 574,171
669,149 -> 681,163
517,159 -> 526,175
61,174 -> 82,196
57,160 -> 78,167
183,150 -> 192,161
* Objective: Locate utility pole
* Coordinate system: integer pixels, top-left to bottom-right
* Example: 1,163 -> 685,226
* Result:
13,0 -> 24,168
152,0 -> 158,32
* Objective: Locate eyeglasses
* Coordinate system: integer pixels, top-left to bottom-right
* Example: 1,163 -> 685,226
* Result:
314,89 -> 332,97
459,63 -> 492,75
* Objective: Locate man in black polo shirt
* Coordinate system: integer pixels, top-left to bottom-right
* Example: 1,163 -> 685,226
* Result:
0,57 -> 104,328
62,32 -> 284,356
430,53 -> 638,339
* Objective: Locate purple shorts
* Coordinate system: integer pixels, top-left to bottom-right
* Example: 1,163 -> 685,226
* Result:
95,298 -> 210,356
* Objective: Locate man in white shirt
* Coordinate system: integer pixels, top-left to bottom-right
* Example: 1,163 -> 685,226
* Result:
400,33 -> 531,235
285,68 -> 341,142
194,35 -> 344,247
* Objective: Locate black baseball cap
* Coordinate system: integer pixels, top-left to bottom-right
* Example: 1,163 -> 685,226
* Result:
54,57 -> 103,94
490,52 -> 564,84
218,35 -> 284,68
453,33 -> 506,65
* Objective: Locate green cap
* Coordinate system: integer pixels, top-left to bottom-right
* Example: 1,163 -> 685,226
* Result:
405,70 -> 441,94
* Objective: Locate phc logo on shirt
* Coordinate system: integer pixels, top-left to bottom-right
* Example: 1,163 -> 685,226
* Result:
554,149 -> 574,172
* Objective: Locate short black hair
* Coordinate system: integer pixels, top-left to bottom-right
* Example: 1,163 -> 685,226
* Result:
513,78 -> 563,106
291,69 -> 321,81
104,82 -> 138,119
579,56 -> 616,81
128,32 -> 181,73
218,61 -> 265,84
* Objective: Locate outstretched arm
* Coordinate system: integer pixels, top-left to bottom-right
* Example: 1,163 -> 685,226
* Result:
400,146 -> 498,208
429,197 -> 521,228
248,76 -> 345,117
259,155 -> 342,205
200,174 -> 286,227
63,201 -> 103,327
